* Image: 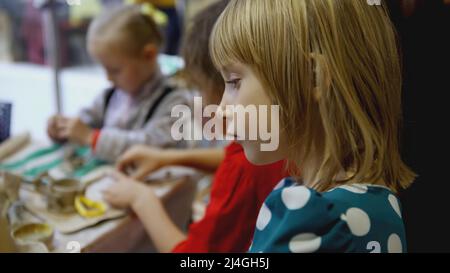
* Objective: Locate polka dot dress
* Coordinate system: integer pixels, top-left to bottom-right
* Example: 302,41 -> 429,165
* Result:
249,178 -> 406,253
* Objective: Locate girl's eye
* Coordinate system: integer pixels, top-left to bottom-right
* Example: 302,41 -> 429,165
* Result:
225,79 -> 241,89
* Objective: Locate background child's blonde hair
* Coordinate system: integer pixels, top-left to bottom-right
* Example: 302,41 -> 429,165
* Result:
87,4 -> 163,57
211,0 -> 416,192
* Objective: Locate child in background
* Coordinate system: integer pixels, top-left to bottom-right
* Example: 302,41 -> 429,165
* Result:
103,0 -> 286,253
47,5 -> 193,163
209,0 -> 416,253
130,0 -> 181,55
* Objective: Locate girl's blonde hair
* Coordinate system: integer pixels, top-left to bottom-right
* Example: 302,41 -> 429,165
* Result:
87,5 -> 163,57
211,0 -> 416,192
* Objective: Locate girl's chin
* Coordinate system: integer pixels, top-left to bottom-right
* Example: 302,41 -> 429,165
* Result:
241,142 -> 264,164
241,141 -> 283,166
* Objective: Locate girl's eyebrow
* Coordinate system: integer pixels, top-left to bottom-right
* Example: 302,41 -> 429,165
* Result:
222,65 -> 231,74
221,66 -> 231,79
222,64 -> 243,77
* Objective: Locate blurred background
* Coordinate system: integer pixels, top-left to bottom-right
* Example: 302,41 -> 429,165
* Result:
0,0 -> 213,140
0,0 -> 450,252
386,0 -> 450,253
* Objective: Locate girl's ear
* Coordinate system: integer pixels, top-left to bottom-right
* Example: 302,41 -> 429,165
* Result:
310,53 -> 331,102
142,44 -> 158,62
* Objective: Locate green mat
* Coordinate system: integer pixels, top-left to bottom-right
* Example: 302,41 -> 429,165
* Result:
0,144 -> 107,180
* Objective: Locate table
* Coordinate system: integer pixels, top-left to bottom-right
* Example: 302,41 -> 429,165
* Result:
0,137 -> 201,253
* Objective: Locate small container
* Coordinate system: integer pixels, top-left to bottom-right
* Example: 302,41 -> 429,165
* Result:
34,175 -> 84,214
11,222 -> 54,252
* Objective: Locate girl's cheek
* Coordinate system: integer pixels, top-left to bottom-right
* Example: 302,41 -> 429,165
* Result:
224,85 -> 237,96
221,89 -> 236,106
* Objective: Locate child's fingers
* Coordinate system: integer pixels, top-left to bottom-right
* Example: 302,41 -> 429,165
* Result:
116,156 -> 135,173
57,119 -> 78,138
131,166 -> 152,181
102,188 -> 111,199
48,116 -> 57,127
118,147 -> 142,162
117,149 -> 146,173
56,117 -> 71,129
57,116 -> 70,123
47,123 -> 57,135
102,190 -> 115,205
102,189 -> 126,208
55,119 -> 69,131
57,127 -> 70,139
47,117 -> 61,135
47,122 -> 67,142
101,181 -> 120,202
105,169 -> 119,180
106,169 -> 129,182
110,164 -> 147,182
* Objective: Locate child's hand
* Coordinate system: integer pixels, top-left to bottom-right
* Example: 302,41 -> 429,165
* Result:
58,117 -> 94,147
47,115 -> 67,143
116,145 -> 177,181
103,171 -> 157,209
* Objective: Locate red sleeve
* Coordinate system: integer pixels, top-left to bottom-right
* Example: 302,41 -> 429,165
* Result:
91,129 -> 101,151
171,142 -> 286,253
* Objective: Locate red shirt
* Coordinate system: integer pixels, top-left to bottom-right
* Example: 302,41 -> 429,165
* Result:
172,142 -> 285,253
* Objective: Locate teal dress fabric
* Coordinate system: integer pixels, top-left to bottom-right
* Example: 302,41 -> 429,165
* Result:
249,178 -> 406,253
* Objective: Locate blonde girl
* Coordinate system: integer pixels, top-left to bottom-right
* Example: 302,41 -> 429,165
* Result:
210,0 -> 416,253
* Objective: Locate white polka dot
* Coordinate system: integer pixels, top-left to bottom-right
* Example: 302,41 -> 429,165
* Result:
338,184 -> 368,194
388,194 -> 402,218
366,241 -> 381,253
281,186 -> 311,210
388,233 -> 403,253
289,233 -> 322,253
341,208 -> 371,236
256,203 -> 272,231
273,180 -> 285,190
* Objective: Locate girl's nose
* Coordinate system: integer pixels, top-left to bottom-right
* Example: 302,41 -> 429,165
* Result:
216,95 -> 236,138
217,93 -> 234,120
